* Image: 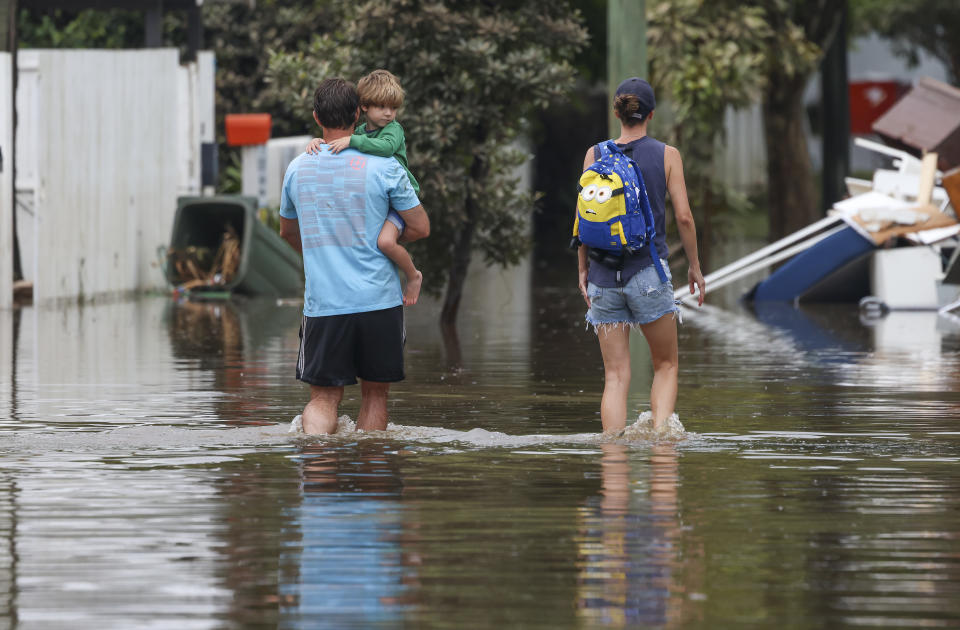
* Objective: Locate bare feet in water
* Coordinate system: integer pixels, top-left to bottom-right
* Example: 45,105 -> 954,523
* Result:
403,270 -> 423,306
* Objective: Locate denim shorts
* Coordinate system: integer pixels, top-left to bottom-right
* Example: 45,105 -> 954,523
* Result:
585,261 -> 679,329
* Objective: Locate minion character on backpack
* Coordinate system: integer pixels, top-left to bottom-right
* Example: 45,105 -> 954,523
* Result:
570,140 -> 668,284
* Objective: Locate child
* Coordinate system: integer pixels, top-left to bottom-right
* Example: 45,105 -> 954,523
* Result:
306,69 -> 423,306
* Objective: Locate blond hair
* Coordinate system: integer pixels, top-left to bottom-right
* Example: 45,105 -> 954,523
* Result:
357,69 -> 405,109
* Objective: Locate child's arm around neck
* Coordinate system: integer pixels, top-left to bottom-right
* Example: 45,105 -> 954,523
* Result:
350,120 -> 406,158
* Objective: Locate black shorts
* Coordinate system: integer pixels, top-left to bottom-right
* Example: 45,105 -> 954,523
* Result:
296,306 -> 405,386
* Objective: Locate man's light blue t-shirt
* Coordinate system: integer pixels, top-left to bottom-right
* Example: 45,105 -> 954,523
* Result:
279,147 -> 420,317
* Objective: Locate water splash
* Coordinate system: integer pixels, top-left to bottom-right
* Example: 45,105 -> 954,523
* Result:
289,412 -> 687,447
619,411 -> 686,441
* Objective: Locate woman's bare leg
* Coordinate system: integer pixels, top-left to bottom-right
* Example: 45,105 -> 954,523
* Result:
597,324 -> 631,433
638,314 -> 679,430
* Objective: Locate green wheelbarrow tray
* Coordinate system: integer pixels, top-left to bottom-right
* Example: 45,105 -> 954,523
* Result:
166,195 -> 304,297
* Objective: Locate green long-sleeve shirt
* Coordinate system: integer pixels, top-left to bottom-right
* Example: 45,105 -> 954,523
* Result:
351,120 -> 420,194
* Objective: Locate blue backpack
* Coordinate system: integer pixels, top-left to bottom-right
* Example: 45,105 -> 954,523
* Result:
571,140 -> 668,283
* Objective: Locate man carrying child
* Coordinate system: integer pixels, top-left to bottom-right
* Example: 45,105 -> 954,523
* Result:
307,69 -> 423,305
280,77 -> 430,434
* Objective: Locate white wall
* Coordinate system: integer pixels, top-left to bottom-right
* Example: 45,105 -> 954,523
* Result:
15,49 -> 214,304
242,135 -> 311,208
717,103 -> 767,191
0,52 -> 12,310
177,51 -> 216,197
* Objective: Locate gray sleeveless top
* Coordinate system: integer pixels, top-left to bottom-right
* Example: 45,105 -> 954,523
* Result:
586,136 -> 669,287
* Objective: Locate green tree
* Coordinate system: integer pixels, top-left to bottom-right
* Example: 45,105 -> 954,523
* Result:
196,1 -> 334,139
17,8 -> 141,48
266,0 -> 587,337
648,1 -> 844,243
755,0 -> 844,240
852,0 -> 960,84
646,0 -> 773,256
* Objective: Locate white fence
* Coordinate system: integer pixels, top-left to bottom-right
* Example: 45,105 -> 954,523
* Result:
0,53 -> 12,310
13,49 -> 214,305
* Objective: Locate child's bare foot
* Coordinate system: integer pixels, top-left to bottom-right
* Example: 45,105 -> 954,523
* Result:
403,270 -> 423,306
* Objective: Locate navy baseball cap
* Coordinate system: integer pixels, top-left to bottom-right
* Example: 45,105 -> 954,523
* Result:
615,77 -> 656,119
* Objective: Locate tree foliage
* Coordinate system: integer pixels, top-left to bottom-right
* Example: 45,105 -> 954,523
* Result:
648,1 -> 771,155
852,0 -> 960,84
17,8 -> 142,48
753,0 -> 844,239
200,1 -> 335,138
647,0 -> 775,243
265,0 -> 587,327
648,0 -> 841,241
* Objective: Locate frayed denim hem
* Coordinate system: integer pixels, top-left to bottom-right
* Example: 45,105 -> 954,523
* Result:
584,304 -> 683,334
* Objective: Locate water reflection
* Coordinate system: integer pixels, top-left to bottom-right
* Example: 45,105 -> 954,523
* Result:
3,460 -> 233,627
0,296 -> 304,432
0,259 -> 959,628
0,475 -> 16,630
576,444 -> 684,627
163,298 -> 301,426
280,442 -> 412,629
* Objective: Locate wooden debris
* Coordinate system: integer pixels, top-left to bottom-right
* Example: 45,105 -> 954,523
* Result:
13,279 -> 33,304
847,203 -> 957,246
167,226 -> 242,291
944,166 -> 960,212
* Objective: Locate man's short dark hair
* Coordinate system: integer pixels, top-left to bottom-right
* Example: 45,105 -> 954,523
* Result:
313,78 -> 359,129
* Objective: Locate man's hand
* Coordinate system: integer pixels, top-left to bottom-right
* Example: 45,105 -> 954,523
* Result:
327,137 -> 350,154
578,267 -> 591,308
305,137 -> 325,154
688,266 -> 705,307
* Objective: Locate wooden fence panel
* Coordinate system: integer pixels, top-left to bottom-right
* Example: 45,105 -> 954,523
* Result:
16,49 -> 209,303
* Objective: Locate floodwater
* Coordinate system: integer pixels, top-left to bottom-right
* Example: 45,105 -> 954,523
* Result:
2,260 -> 960,629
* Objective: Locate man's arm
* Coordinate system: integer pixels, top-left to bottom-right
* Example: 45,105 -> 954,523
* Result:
350,122 -> 405,157
397,204 -> 429,243
279,217 -> 302,254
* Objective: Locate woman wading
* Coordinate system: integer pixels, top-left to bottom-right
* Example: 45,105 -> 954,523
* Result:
576,77 -> 705,434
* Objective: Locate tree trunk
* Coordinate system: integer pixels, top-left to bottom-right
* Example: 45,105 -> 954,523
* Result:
439,126 -> 487,365
439,218 -> 475,368
763,72 -> 819,241
439,217 -> 476,328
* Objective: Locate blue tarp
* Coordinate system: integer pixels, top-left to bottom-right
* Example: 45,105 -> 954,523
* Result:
751,226 -> 875,302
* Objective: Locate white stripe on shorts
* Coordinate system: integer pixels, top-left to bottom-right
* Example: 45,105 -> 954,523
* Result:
298,315 -> 306,374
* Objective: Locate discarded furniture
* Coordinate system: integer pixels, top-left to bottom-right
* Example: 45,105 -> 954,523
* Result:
872,77 -> 960,173
677,134 -> 959,312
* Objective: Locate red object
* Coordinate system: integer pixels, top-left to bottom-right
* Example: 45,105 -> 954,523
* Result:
225,113 -> 272,146
849,81 -> 908,135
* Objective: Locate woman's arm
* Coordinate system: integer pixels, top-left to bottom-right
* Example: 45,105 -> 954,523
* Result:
664,145 -> 705,305
577,147 -> 594,307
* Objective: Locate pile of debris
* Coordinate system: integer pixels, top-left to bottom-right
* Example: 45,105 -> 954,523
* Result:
679,76 -> 960,312
167,226 -> 241,292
